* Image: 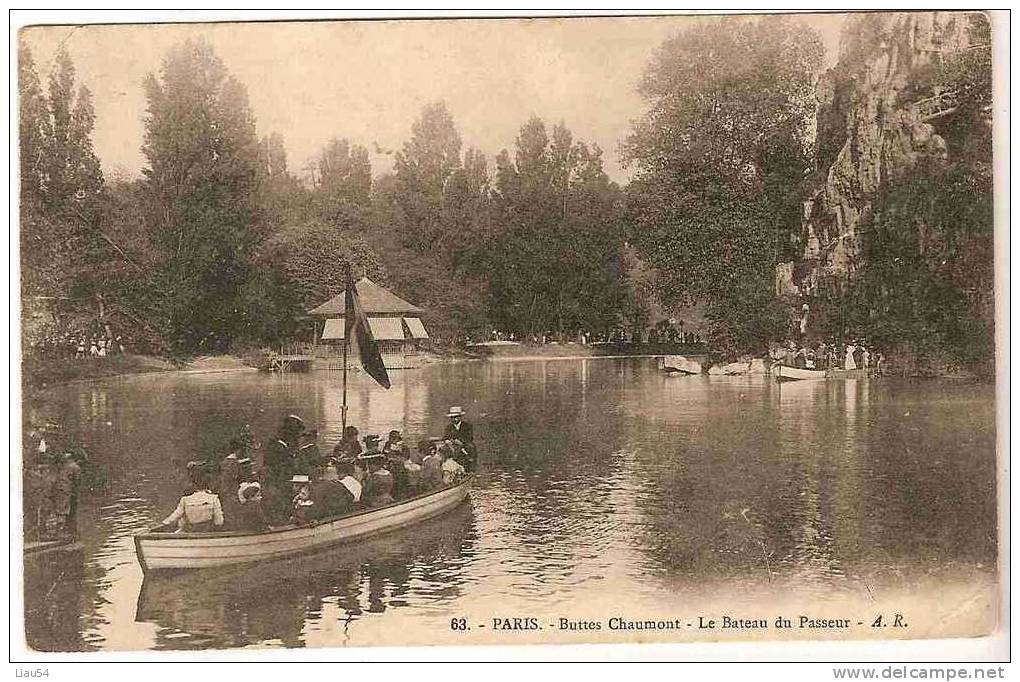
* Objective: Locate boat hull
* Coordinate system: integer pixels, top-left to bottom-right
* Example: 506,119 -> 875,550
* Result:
135,478 -> 471,572
774,365 -> 874,381
774,365 -> 827,381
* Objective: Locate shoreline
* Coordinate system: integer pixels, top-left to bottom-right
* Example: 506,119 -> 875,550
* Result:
22,350 -> 991,393
21,353 -> 259,393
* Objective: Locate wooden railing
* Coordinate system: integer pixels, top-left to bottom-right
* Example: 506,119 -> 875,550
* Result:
281,343 -> 343,358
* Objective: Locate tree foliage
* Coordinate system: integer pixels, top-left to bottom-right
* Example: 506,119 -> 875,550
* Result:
19,45 -> 106,300
139,38 -> 265,352
312,137 -> 372,223
625,16 -> 824,356
489,118 -> 625,337
392,101 -> 465,252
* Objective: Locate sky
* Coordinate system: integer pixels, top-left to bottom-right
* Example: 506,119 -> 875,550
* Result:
20,13 -> 846,185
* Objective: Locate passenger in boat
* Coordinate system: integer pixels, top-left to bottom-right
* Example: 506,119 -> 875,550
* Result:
308,460 -> 350,518
403,452 -> 423,495
236,480 -> 269,532
413,439 -> 432,466
293,430 -> 322,477
382,430 -> 408,458
319,456 -> 340,483
359,452 -> 394,507
264,430 -> 296,489
440,442 -> 467,485
443,406 -> 477,471
183,460 -> 205,494
289,475 -> 316,525
385,443 -> 419,499
362,434 -> 382,456
420,439 -> 444,489
259,468 -> 291,526
332,426 -> 363,462
337,461 -> 363,505
161,470 -> 224,533
216,453 -> 243,530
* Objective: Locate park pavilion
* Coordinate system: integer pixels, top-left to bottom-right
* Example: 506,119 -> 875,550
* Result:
305,277 -> 430,370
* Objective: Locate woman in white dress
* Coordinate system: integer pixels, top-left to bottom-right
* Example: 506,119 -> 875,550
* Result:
844,343 -> 858,371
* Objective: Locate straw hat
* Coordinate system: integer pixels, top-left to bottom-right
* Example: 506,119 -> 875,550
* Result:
238,481 -> 261,503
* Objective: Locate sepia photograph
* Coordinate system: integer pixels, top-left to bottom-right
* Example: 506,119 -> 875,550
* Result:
12,9 -> 1007,665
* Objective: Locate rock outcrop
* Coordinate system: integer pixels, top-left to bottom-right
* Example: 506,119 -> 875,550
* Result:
778,11 -> 980,298
660,355 -> 703,375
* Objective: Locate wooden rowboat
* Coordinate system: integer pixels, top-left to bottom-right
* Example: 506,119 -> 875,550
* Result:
774,364 -> 827,381
134,476 -> 472,572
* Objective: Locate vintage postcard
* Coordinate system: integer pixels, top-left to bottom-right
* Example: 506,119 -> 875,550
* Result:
12,10 -> 1007,663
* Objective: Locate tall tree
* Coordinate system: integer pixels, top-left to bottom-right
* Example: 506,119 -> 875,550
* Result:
255,132 -> 310,235
19,45 -> 105,299
625,16 -> 823,356
141,38 -> 263,351
313,137 -> 372,224
393,101 -> 463,251
42,49 -> 103,217
491,117 -> 624,338
18,44 -> 48,205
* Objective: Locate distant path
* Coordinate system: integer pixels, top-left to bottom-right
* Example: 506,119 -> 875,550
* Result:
466,342 -> 708,361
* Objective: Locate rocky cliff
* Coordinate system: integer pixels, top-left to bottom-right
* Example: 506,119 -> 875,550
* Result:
777,11 -> 983,299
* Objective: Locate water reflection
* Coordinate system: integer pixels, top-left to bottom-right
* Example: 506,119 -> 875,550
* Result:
24,360 -> 997,650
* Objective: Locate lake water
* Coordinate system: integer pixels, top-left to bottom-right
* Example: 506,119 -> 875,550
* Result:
22,358 -> 999,650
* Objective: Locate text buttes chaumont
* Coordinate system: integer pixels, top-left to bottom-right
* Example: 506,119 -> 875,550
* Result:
491,616 -> 852,631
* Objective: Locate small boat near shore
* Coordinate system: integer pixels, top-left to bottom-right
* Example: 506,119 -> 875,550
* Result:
134,476 -> 472,572
774,365 -> 874,381
774,364 -> 828,381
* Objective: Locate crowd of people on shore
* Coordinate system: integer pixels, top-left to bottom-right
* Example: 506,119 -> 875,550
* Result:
472,324 -> 703,347
774,340 -> 883,373
28,326 -> 128,359
157,406 -> 477,534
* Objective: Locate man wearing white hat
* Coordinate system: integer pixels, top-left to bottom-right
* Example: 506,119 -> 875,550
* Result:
443,406 -> 476,471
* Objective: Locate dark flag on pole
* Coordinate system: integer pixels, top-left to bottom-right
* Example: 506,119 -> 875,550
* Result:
345,275 -> 391,389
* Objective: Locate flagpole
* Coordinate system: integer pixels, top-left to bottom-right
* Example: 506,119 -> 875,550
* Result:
341,264 -> 350,434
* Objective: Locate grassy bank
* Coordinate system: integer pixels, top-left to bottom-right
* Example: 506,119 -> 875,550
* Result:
22,353 -> 179,388
21,353 -> 258,390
